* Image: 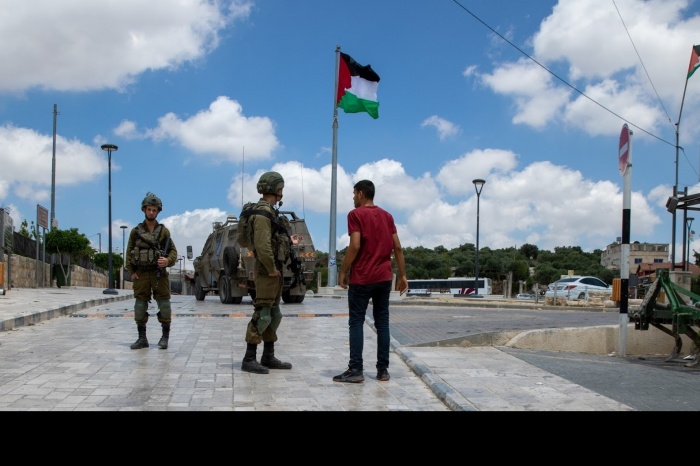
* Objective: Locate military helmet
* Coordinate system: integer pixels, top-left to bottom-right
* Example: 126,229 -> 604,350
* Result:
141,192 -> 163,212
257,171 -> 285,195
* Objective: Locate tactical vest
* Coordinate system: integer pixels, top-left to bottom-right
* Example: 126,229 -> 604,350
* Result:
276,215 -> 291,264
130,223 -> 165,269
252,203 -> 291,265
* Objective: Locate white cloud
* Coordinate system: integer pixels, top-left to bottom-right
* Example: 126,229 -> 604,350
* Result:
478,0 -> 700,143
0,124 -> 105,202
0,0 -> 253,93
421,115 -> 461,140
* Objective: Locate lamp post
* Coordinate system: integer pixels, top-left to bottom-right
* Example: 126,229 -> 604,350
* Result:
687,217 -> 694,271
102,143 -> 118,295
179,256 -> 185,294
472,179 -> 485,297
121,225 -> 128,289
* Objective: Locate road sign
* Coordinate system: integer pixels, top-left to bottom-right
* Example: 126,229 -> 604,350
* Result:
619,124 -> 630,176
37,205 -> 48,229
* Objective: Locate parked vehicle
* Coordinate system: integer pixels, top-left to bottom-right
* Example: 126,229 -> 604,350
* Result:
189,211 -> 316,304
407,277 -> 492,296
516,293 -> 535,300
546,276 -> 609,300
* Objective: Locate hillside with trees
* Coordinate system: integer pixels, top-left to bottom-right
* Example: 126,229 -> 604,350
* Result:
312,242 -> 618,295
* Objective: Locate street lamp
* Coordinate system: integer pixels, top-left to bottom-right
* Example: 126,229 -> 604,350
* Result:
102,143 -> 118,295
179,256 -> 185,294
121,225 -> 128,289
687,217 -> 694,271
472,179 -> 485,297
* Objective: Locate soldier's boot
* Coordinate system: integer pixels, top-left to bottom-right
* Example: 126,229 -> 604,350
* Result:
241,343 -> 269,374
261,341 -> 292,369
130,323 -> 149,349
157,323 -> 170,349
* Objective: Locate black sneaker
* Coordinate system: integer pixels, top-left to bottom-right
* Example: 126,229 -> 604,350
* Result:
333,368 -> 364,383
376,368 -> 390,381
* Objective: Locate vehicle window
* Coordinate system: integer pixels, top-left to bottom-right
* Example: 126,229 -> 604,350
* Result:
591,278 -> 606,287
581,277 -> 605,287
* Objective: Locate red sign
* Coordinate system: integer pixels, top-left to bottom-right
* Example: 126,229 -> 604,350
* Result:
619,124 -> 630,176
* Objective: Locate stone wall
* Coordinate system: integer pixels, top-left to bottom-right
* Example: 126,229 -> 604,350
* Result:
0,253 -> 132,290
544,290 -> 613,306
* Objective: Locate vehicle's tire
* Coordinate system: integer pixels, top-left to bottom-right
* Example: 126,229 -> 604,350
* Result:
195,281 -> 206,301
281,289 -> 292,304
282,289 -> 305,304
219,275 -> 234,304
223,246 -> 238,277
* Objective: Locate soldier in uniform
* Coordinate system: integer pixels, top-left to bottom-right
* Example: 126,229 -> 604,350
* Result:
125,192 -> 178,350
241,171 -> 293,374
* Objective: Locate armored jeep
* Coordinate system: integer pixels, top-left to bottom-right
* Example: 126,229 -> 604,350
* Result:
190,210 -> 316,304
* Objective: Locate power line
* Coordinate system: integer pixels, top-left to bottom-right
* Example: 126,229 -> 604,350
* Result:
611,1 -> 699,186
450,0 -> 676,148
612,0 -> 674,128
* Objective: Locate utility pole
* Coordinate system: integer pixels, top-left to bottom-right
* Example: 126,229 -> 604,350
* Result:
50,104 -> 58,230
50,104 -> 58,288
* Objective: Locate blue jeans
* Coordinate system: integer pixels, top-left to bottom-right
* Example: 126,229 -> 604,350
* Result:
347,280 -> 392,372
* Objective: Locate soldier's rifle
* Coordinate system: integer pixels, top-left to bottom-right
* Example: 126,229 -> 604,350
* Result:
156,236 -> 171,288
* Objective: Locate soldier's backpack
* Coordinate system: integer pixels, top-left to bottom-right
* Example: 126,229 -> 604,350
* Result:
237,202 -> 281,250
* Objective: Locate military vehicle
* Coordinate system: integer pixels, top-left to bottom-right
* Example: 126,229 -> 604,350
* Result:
189,210 -> 316,304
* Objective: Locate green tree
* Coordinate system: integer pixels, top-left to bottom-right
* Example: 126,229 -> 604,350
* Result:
319,240 -> 622,295
93,252 -> 123,271
45,228 -> 93,285
534,262 -> 559,285
510,259 -> 530,283
19,219 -> 37,239
519,243 -> 539,261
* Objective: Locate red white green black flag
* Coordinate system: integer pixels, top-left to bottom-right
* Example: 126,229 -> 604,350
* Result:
687,45 -> 700,79
336,52 -> 380,119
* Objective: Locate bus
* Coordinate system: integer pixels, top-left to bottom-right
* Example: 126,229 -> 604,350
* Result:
406,277 -> 492,296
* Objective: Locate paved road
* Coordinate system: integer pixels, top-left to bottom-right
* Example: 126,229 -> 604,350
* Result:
0,287 -> 699,411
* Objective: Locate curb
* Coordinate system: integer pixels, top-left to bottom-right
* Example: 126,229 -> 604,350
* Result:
0,293 -> 134,332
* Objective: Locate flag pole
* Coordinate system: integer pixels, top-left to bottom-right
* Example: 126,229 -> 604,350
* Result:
327,45 -> 341,287
672,76 -> 690,270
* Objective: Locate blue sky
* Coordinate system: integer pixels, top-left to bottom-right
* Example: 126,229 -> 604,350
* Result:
3,0 -> 700,273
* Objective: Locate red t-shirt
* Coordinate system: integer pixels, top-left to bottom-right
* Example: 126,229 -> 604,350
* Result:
347,205 -> 397,285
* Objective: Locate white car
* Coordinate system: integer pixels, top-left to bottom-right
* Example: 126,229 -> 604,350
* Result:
516,293 -> 535,300
546,276 -> 610,300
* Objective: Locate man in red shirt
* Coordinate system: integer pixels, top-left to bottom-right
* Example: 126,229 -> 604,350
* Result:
334,179 -> 408,383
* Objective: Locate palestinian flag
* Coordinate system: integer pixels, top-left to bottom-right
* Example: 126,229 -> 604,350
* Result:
337,52 -> 380,119
688,45 -> 700,79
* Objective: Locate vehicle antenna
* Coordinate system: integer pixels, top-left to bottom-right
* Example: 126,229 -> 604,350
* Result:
301,162 -> 305,219
241,146 -> 245,209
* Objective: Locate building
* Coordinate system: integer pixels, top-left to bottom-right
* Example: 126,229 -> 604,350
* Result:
600,240 -> 668,271
635,261 -> 700,280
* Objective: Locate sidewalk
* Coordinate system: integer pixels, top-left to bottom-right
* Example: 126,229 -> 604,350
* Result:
0,285 -> 133,331
1,285 -> 692,411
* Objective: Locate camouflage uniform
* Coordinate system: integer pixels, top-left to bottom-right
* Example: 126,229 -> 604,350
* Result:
241,172 -> 293,374
244,199 -> 290,344
126,193 -> 178,350
126,222 -> 178,323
